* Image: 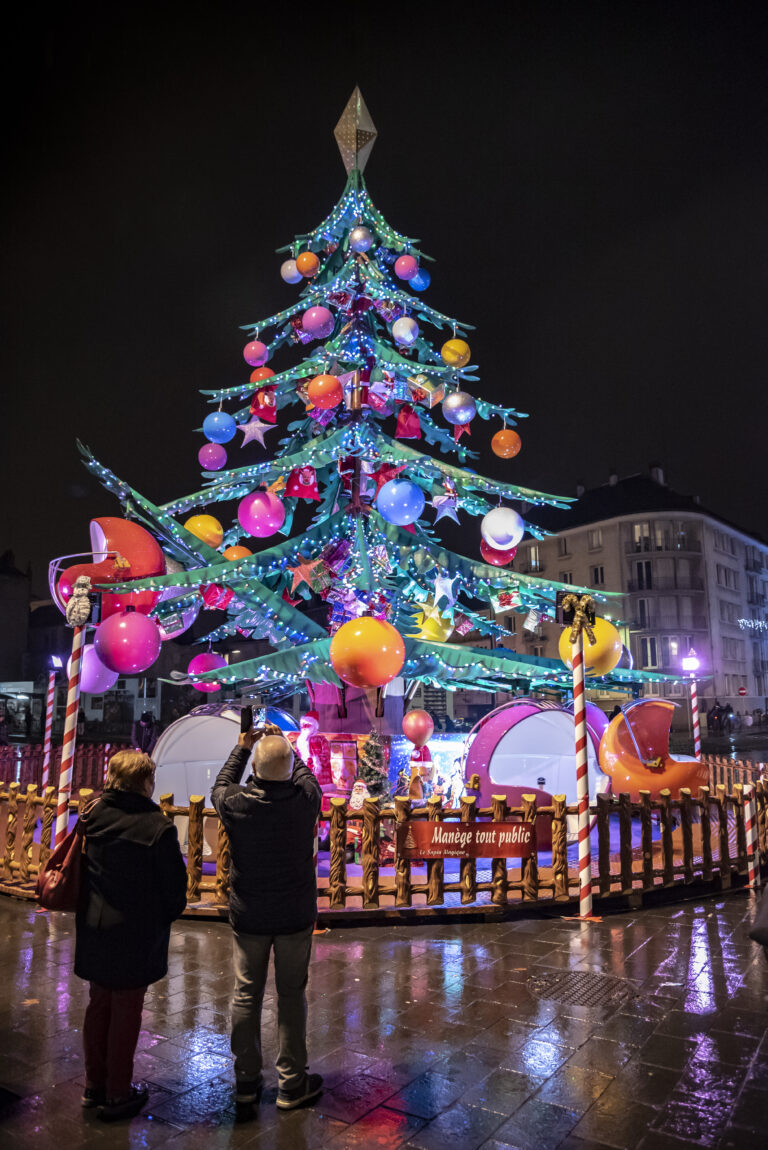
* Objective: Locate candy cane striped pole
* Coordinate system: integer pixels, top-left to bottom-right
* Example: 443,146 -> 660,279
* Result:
54,626 -> 86,846
573,629 -> 593,918
40,671 -> 56,791
690,677 -> 701,758
745,784 -> 760,889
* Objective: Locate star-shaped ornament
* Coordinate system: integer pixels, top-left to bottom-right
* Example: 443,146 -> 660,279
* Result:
238,418 -> 275,448
431,494 -> 460,523
434,571 -> 457,609
287,557 -> 326,594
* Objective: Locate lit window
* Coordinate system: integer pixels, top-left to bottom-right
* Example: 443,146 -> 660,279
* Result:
588,528 -> 603,550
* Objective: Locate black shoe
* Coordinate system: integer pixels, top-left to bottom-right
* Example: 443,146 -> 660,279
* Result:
235,1079 -> 263,1105
97,1083 -> 149,1123
81,1085 -> 107,1109
276,1073 -> 323,1111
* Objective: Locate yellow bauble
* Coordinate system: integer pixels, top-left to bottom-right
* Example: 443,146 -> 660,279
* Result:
558,617 -> 622,676
440,338 -> 471,369
409,600 -> 453,643
184,514 -> 224,548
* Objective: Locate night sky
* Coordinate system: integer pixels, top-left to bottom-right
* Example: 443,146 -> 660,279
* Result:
4,2 -> 768,592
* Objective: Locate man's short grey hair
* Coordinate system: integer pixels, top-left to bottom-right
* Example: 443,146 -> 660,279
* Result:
253,735 -> 294,782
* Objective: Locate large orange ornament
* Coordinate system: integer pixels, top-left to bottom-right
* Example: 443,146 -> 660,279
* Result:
330,618 -> 406,688
307,373 -> 343,409
296,251 -> 320,278
222,545 -> 253,561
492,429 -> 522,459
184,514 -> 224,549
559,617 -> 622,677
250,367 -> 275,384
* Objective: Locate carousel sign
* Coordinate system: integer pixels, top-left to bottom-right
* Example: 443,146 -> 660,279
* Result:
396,820 -> 534,860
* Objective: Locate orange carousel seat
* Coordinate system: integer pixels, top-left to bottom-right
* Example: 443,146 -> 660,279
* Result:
599,699 -> 708,802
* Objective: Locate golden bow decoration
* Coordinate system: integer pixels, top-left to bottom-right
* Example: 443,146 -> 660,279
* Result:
562,593 -> 597,645
267,475 -> 286,495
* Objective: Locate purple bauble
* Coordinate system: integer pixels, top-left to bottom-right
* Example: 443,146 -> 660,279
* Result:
394,255 -> 419,280
188,651 -> 227,693
68,644 -> 119,694
93,611 -> 162,675
198,443 -> 227,470
243,339 -> 269,367
238,490 -> 286,538
302,306 -> 335,339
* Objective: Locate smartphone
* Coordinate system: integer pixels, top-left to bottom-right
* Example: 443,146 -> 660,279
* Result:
240,705 -> 254,734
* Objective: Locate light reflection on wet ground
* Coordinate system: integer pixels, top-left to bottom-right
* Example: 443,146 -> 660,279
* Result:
0,894 -> 767,1148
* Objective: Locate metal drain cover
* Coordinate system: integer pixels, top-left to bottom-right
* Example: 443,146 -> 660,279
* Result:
527,970 -> 636,1010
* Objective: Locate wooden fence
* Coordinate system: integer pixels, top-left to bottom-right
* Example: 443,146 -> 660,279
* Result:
0,743 -> 129,792
1,751 -> 766,921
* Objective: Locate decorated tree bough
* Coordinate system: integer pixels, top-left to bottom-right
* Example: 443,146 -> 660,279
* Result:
75,91 -> 667,713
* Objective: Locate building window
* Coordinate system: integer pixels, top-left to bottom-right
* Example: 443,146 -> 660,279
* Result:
716,564 -> 739,591
635,560 -> 652,590
637,598 -> 650,627
644,680 -> 661,696
591,566 -> 605,586
532,645 -> 544,658
528,544 -> 542,572
719,599 -> 739,624
505,617 -> 516,633
588,528 -> 603,550
641,637 -> 658,667
557,537 -> 569,556
633,522 -> 651,551
714,529 -> 737,556
560,572 -> 573,584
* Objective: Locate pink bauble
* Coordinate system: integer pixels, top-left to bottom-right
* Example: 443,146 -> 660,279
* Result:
68,644 -> 119,694
93,611 -> 162,675
243,339 -> 268,367
402,709 -> 434,747
394,255 -> 419,281
198,443 -> 227,471
188,651 -> 227,693
301,306 -> 335,339
238,490 -> 286,538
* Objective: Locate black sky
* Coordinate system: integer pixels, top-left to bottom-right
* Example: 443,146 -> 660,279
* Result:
4,1 -> 768,591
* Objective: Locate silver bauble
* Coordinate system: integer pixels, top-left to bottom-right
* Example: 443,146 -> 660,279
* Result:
441,390 -> 477,426
349,226 -> 374,253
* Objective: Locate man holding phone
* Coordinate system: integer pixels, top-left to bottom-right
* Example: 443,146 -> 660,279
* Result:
211,711 -> 323,1115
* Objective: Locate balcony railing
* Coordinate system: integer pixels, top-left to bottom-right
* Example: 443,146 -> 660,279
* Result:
630,614 -> 708,631
625,539 -> 702,554
747,593 -> 766,606
627,577 -> 704,593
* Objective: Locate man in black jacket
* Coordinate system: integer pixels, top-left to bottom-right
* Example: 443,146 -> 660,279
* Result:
212,723 -> 323,1113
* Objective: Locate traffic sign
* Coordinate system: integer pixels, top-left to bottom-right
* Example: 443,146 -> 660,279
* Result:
738,686 -> 748,696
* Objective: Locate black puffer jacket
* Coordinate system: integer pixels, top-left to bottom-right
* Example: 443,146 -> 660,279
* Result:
211,745 -> 321,935
74,790 -> 187,989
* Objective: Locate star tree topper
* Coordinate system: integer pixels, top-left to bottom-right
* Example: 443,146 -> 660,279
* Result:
334,88 -> 377,174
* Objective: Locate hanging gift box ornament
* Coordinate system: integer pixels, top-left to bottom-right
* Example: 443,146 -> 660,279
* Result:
285,466 -> 320,501
328,289 -> 354,310
408,374 -> 445,408
442,390 -> 476,426
452,612 -> 474,636
200,583 -> 235,611
395,402 -> 422,440
367,381 -> 393,415
289,315 -> 313,345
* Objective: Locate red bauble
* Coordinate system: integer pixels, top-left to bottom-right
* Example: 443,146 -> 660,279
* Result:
250,367 -> 275,384
480,539 -> 517,567
402,709 -> 434,747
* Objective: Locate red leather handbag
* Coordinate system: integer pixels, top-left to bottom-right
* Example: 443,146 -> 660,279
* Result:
36,800 -> 97,912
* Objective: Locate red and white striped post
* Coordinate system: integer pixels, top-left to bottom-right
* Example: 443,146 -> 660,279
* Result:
690,678 -> 701,758
40,670 -> 56,791
573,629 -> 593,918
745,783 -> 760,889
54,626 -> 86,846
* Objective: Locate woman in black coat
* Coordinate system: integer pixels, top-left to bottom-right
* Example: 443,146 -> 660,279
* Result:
75,750 -> 187,1122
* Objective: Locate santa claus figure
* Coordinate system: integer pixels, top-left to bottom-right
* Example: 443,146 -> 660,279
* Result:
296,710 -> 332,786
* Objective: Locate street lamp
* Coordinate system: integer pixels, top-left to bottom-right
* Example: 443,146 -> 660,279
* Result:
682,649 -> 701,758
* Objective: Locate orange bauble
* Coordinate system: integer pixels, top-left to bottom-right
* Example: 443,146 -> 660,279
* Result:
330,618 -> 406,688
184,514 -> 224,548
492,429 -> 522,459
250,367 -> 275,384
222,545 -> 253,561
296,251 -> 320,278
307,373 -> 343,409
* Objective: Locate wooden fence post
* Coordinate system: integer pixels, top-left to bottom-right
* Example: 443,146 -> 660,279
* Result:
159,793 -> 174,819
362,798 -> 380,909
215,822 -> 231,906
521,794 -> 539,902
552,795 -> 569,901
490,795 -> 507,906
38,786 -> 56,872
3,783 -> 20,878
19,785 -> 38,883
639,791 -> 653,890
659,790 -> 674,886
715,784 -> 731,888
699,786 -> 713,882
394,796 -> 412,908
734,784 -> 748,872
460,795 -> 477,905
679,789 -> 694,883
329,796 -> 347,909
618,792 -> 633,895
187,795 -> 204,903
596,792 -> 611,896
427,796 -> 444,907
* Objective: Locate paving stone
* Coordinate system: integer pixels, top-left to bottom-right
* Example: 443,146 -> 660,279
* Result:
316,1072 -> 399,1123
405,1100 -> 507,1150
492,1097 -> 581,1150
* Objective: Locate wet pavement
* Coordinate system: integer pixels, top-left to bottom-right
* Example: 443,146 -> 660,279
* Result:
1,894 -> 767,1149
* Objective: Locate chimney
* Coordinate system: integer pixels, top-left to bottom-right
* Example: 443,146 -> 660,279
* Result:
576,483 -> 585,497
649,463 -> 665,486
608,472 -> 618,486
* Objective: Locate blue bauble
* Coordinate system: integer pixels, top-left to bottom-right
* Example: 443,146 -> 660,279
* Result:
376,479 -> 426,526
410,268 -> 431,292
203,411 -> 237,444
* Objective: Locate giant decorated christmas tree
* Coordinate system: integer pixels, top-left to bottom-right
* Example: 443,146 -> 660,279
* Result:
76,91 -> 653,723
